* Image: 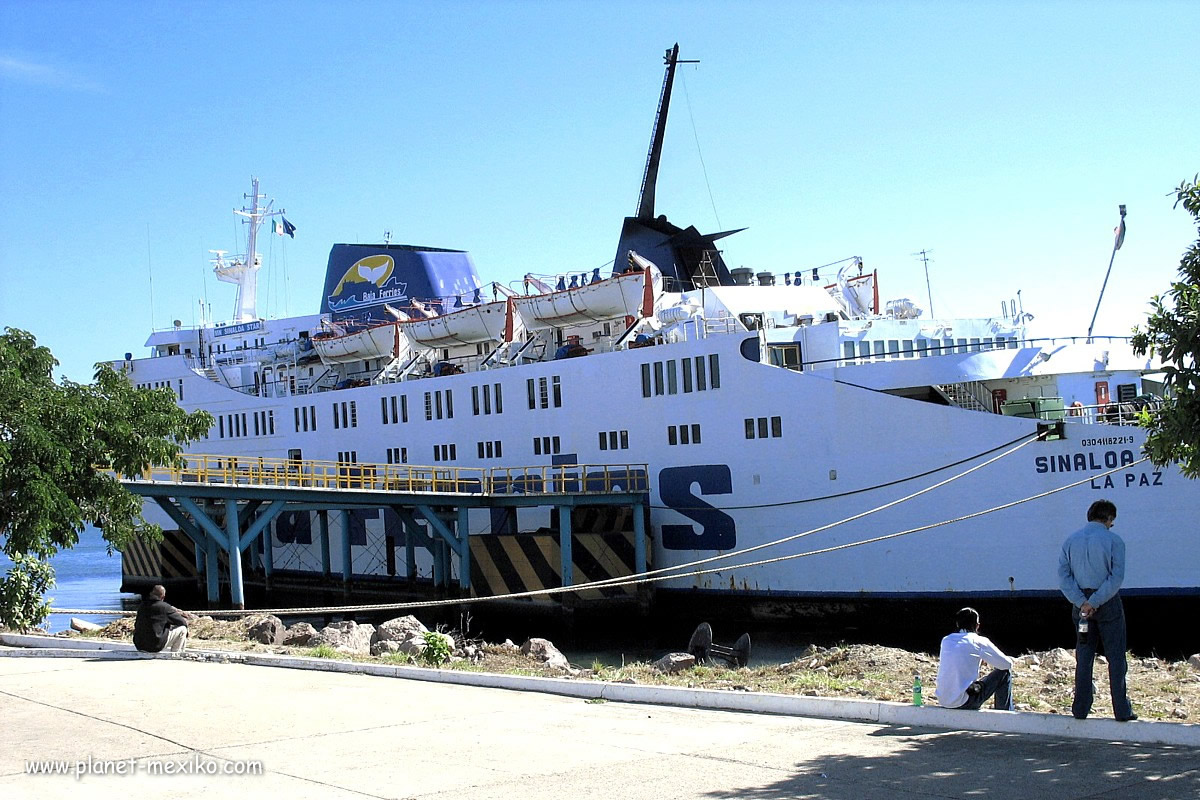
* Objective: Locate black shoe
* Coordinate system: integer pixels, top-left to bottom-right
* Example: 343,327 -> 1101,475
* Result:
1116,714 -> 1138,722
1073,714 -> 1087,720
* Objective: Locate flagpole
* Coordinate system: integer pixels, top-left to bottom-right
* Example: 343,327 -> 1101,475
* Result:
1086,204 -> 1126,344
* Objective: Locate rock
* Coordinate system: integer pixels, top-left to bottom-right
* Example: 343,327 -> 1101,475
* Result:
70,618 -> 103,633
313,621 -> 376,655
653,652 -> 696,674
1044,648 -> 1075,670
1188,654 -> 1200,670
246,615 -> 285,645
798,644 -> 819,659
1015,653 -> 1041,668
1173,707 -> 1189,719
373,615 -> 429,644
521,637 -> 571,671
371,640 -> 404,657
283,622 -> 319,647
501,639 -> 519,651
1098,655 -> 1108,666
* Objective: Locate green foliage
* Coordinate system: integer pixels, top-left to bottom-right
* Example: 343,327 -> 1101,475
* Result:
0,553 -> 56,631
1131,176 -> 1200,476
421,630 -> 453,666
0,328 -> 213,625
309,643 -> 339,659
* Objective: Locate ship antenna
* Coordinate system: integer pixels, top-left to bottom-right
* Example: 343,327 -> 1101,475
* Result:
635,44 -> 699,221
1086,204 -> 1126,343
912,248 -> 935,318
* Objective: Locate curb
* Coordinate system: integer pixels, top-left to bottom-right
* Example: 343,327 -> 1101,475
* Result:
3,634 -> 1197,747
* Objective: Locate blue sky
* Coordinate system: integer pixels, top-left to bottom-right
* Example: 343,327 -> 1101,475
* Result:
2,1 -> 1197,382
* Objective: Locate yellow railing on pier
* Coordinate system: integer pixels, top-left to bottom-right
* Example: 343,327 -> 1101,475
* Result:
126,455 -> 648,496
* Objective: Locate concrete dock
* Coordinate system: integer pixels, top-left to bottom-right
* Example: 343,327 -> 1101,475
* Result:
2,653 -> 1198,799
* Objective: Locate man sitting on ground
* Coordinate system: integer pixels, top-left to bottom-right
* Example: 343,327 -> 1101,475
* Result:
936,607 -> 1015,710
133,584 -> 190,653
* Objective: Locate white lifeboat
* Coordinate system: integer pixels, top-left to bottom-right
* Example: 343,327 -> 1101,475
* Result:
514,261 -> 660,329
402,298 -> 516,348
311,322 -> 401,363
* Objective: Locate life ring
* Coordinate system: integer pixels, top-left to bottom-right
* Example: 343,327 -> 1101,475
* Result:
1068,401 -> 1084,416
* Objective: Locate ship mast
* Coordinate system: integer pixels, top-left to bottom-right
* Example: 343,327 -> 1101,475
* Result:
212,177 -> 285,322
635,44 -> 698,222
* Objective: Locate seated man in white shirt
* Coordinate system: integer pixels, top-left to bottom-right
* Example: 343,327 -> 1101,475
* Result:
936,607 -> 1015,711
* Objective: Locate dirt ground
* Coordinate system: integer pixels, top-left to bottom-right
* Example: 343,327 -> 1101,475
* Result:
79,615 -> 1200,722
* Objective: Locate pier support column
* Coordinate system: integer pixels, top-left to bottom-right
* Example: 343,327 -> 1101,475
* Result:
633,502 -> 647,577
205,535 -> 220,605
456,506 -> 471,591
404,518 -> 417,583
340,509 -> 352,598
558,506 -> 573,588
224,498 -> 245,610
262,516 -> 274,591
318,510 -> 331,578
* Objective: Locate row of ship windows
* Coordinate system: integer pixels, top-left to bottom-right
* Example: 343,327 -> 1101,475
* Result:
641,355 -> 721,397
292,417 -> 784,465
218,410 -> 276,438
136,380 -> 184,401
842,336 -> 1017,362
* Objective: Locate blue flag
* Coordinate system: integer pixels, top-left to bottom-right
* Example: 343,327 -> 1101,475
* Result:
282,216 -> 296,238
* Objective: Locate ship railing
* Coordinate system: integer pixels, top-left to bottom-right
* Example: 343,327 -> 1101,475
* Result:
1061,400 -> 1156,426
124,455 -> 650,496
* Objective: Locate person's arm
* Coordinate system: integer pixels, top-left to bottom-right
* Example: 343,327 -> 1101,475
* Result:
1087,535 -> 1126,608
979,637 -> 1014,671
1057,542 -> 1086,607
165,604 -> 189,628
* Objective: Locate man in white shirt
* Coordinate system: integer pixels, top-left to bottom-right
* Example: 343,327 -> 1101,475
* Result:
936,607 -> 1015,710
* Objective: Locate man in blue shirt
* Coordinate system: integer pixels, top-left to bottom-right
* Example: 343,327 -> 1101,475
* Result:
1057,499 -> 1136,721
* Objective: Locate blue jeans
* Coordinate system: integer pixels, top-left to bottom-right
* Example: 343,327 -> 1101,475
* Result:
1072,595 -> 1133,719
959,668 -> 1013,711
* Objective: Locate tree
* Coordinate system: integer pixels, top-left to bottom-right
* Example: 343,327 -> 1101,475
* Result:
1131,176 -> 1200,476
0,328 -> 213,629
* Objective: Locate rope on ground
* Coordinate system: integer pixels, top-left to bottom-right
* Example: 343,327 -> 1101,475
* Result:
50,431 -> 1101,619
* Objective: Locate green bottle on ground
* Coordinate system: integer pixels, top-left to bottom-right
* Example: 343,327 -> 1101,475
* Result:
912,674 -> 923,706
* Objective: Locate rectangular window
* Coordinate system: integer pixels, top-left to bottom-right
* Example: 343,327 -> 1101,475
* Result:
400,396 -> 407,423
349,401 -> 357,427
219,416 -> 225,438
745,418 -> 755,439
494,383 -> 502,414
709,354 -> 720,388
902,340 -> 914,358
528,378 -> 537,409
294,407 -> 301,432
473,386 -> 481,415
843,341 -> 857,363
478,441 -> 486,458
668,426 -> 677,446
887,340 -> 900,357
695,356 -> 707,391
435,391 -> 443,420
539,377 -> 549,409
691,423 -> 701,443
873,340 -> 885,359
771,416 -> 782,437
391,396 -> 398,424
619,430 -> 628,449
860,341 -> 873,359
758,417 -> 769,439
653,362 -> 664,395
534,437 -> 542,456
268,410 -> 275,435
445,390 -> 453,418
666,360 -> 678,394
970,337 -> 981,353
551,436 -> 559,454
425,392 -> 433,421
485,441 -> 494,458
599,432 -> 608,450
241,413 -> 247,437
915,338 -> 929,356
381,396 -> 389,424
551,376 -> 561,407
641,363 -> 652,397
682,358 -> 693,393
679,424 -> 690,445
310,405 -> 317,431
609,431 -> 618,450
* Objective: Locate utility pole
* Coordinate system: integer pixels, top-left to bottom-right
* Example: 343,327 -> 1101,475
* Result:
913,249 -> 934,318
1087,205 -> 1127,343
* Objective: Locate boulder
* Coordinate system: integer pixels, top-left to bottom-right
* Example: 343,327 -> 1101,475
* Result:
521,637 -> 571,671
373,615 -> 429,644
1187,653 -> 1200,671
70,618 -> 103,633
371,640 -> 404,657
314,621 -> 376,655
283,622 -> 319,647
653,652 -> 696,674
246,615 -> 286,645
1014,653 -> 1041,668
1044,648 -> 1076,670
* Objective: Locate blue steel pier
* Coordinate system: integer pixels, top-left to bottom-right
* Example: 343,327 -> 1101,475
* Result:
119,455 -> 650,611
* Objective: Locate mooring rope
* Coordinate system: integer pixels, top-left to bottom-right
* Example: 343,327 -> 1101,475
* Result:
48,430 -> 1094,619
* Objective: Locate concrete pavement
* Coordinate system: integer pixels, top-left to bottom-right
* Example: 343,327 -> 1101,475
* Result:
2,653 -> 1198,800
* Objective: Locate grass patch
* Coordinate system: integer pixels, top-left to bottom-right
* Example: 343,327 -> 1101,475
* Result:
309,643 -> 339,659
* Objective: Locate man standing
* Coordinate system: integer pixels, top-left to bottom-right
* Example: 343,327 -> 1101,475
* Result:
936,607 -> 1015,710
1057,499 -> 1136,721
133,584 -> 190,653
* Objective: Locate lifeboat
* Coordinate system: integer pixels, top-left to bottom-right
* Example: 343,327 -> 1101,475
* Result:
311,322 -> 400,363
514,263 -> 660,329
402,298 -> 516,348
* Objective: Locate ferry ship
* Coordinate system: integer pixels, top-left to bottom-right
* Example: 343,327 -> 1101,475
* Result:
114,46 -> 1199,614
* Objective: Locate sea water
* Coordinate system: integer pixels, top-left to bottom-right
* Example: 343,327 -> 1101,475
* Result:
0,526 -> 131,632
